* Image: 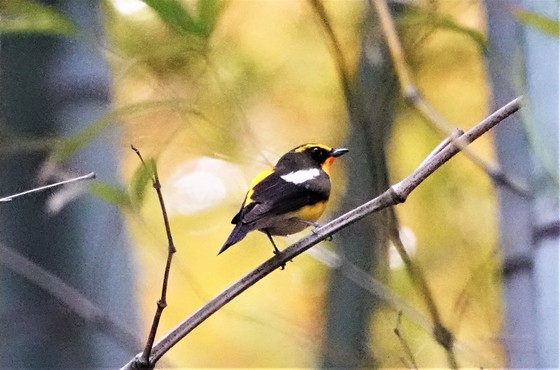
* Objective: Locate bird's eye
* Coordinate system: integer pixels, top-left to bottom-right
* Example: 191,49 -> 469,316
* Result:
310,147 -> 321,156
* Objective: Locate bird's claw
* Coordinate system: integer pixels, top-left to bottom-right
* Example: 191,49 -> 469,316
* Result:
310,227 -> 332,242
273,249 -> 284,270
273,249 -> 292,270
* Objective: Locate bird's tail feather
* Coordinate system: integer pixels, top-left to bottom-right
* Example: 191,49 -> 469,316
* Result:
218,223 -> 249,255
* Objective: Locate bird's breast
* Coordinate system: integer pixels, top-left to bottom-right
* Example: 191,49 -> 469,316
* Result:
289,200 -> 327,223
263,200 -> 327,236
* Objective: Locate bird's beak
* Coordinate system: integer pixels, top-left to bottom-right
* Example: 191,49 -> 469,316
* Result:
330,147 -> 349,157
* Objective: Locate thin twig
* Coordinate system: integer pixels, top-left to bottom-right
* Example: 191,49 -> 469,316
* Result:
388,224 -> 458,368
369,0 -> 529,197
0,172 -> 96,203
394,311 -> 419,369
121,96 -> 521,370
131,145 -> 177,367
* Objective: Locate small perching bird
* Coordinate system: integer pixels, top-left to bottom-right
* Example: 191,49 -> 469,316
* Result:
219,143 -> 348,257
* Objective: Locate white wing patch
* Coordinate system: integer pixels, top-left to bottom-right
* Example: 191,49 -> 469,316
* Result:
281,168 -> 320,184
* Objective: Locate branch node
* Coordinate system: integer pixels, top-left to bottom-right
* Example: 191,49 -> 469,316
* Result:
157,300 -> 167,310
433,323 -> 454,351
489,166 -> 530,197
389,183 -> 407,204
403,86 -> 421,105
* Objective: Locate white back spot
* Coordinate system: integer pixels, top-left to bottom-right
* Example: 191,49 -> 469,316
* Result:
281,168 -> 320,184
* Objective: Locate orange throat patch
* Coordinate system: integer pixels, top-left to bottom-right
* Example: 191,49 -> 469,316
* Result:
322,157 -> 336,175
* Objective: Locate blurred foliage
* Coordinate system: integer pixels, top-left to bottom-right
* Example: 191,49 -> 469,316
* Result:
129,155 -> 156,209
402,4 -> 488,52
0,0 -> 76,35
90,182 -> 132,208
514,8 -> 560,37
0,0 -> 505,367
143,0 -> 223,40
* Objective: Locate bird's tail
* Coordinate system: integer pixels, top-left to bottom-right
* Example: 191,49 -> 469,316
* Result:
218,223 -> 249,255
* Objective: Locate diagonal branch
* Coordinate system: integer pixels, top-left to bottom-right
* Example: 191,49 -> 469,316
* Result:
121,96 -> 521,370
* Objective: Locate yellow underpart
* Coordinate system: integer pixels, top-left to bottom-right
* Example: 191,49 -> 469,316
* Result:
294,143 -> 333,153
244,168 -> 274,205
289,200 -> 327,222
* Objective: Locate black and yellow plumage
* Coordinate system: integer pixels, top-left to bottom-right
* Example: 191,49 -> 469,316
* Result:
219,143 -> 348,255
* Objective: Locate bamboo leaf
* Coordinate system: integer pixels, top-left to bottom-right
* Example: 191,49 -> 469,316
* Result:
130,159 -> 155,208
514,9 -> 560,37
195,0 -> 224,39
142,0 -> 222,39
143,0 -> 198,35
90,183 -> 131,208
0,0 -> 76,35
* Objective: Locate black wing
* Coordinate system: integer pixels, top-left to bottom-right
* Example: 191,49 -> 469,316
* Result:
238,171 -> 330,225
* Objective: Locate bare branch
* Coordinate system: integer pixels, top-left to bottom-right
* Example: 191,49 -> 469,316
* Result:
130,145 -> 178,367
121,96 -> 521,369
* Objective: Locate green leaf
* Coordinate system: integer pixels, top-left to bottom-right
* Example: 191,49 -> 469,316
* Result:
129,159 -> 155,208
195,0 -> 224,38
53,116 -> 111,162
0,0 -> 76,35
514,9 -> 560,38
142,0 -> 198,35
90,183 -> 131,208
142,0 -> 223,39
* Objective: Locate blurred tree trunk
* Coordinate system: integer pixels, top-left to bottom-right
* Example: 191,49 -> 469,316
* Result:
0,1 -> 137,367
485,0 -> 559,367
321,6 -> 399,368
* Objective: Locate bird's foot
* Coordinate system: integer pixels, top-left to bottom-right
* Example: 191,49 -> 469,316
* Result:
296,219 -> 332,241
267,230 -> 291,270
273,248 -> 287,270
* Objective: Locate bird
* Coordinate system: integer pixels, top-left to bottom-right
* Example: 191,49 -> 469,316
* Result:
218,143 -> 348,257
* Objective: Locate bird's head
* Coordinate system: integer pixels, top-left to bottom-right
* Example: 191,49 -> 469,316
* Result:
276,143 -> 348,175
